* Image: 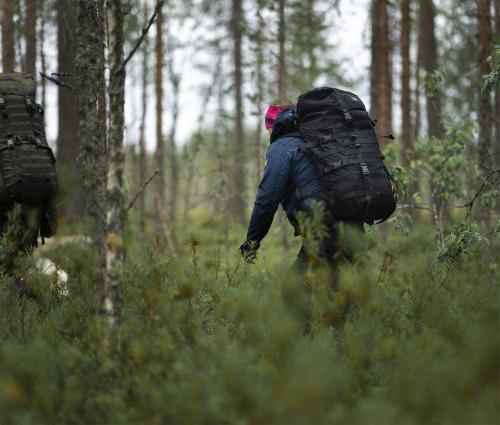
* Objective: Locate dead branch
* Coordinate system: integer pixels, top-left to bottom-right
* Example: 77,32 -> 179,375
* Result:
39,72 -> 75,92
117,0 -> 164,74
127,169 -> 159,212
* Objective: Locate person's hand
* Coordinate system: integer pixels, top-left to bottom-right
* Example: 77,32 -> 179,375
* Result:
239,240 -> 259,264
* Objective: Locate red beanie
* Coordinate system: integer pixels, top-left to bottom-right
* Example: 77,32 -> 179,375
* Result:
265,105 -> 285,130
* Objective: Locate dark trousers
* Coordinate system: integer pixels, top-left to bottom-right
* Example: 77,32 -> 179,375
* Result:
283,218 -> 365,331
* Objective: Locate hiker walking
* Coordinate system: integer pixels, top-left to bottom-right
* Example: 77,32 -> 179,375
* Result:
240,88 -> 396,279
0,73 -> 58,290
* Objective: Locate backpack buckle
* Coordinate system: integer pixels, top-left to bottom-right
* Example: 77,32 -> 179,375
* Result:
25,96 -> 35,113
333,160 -> 342,169
360,162 -> 370,177
6,134 -> 14,147
343,109 -> 353,123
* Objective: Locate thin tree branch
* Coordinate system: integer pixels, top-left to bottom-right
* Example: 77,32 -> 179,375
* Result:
127,169 -> 159,212
397,203 -> 433,212
117,0 -> 164,74
39,72 -> 75,92
459,168 -> 500,221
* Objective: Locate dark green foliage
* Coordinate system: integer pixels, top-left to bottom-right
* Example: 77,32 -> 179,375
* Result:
0,218 -> 498,424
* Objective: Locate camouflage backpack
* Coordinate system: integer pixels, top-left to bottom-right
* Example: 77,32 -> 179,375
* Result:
0,73 -> 58,209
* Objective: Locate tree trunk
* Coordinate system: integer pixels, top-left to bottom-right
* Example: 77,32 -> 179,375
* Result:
370,0 -> 380,120
25,0 -> 37,76
57,0 -> 80,164
155,5 -> 166,238
231,0 -> 246,224
75,0 -> 107,308
138,0 -> 149,239
168,59 -> 180,227
400,0 -> 412,167
154,5 -> 176,253
371,0 -> 392,151
277,0 -> 286,98
97,0 -> 107,151
2,0 -> 15,71
477,0 -> 493,162
495,0 -> 500,170
39,0 -> 46,109
105,0 -> 126,326
277,0 -> 290,253
253,0 -> 265,188
419,0 -> 443,140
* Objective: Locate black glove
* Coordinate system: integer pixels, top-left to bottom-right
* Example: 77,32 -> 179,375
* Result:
239,240 -> 259,264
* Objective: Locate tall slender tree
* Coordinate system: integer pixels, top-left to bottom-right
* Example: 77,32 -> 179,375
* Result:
495,0 -> 500,167
401,0 -> 412,166
105,0 -> 126,325
2,0 -> 15,71
477,0 -> 493,162
231,0 -> 246,224
57,0 -> 80,163
370,0 -> 392,150
155,4 -> 166,237
419,0 -> 443,139
25,0 -> 37,76
75,0 -> 107,306
138,0 -> 149,239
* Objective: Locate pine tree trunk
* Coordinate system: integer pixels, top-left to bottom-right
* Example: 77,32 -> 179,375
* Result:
370,0 -> 380,120
231,0 -> 246,224
138,0 -> 149,240
277,0 -> 290,254
253,0 -> 265,188
39,0 -> 46,109
419,0 -> 443,140
154,5 -> 176,253
75,0 -> 107,307
1,0 -> 15,71
477,0 -> 493,162
155,5 -> 166,238
105,0 -> 126,325
495,0 -> 500,170
372,0 -> 392,150
401,0 -> 412,167
57,0 -> 80,164
97,0 -> 107,151
25,0 -> 37,76
168,64 -> 180,227
277,0 -> 286,97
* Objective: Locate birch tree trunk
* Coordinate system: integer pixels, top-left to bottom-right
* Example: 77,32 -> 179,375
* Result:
253,0 -> 265,188
39,0 -> 46,109
75,0 -> 107,305
105,0 -> 126,325
2,0 -> 15,71
231,0 -> 246,225
25,0 -> 37,76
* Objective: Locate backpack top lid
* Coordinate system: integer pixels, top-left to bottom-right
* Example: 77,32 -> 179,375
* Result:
297,87 -> 367,119
0,72 -> 35,97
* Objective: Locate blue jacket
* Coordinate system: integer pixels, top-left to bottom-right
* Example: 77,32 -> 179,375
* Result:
245,108 -> 321,247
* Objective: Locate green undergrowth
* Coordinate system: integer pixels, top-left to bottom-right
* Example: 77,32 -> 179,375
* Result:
0,217 -> 498,424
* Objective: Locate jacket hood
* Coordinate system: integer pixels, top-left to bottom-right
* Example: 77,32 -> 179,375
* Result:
270,107 -> 301,143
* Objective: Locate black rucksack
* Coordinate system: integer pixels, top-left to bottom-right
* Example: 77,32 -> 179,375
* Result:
0,72 -> 58,208
296,87 -> 396,224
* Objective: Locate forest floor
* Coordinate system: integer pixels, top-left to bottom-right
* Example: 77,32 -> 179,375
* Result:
0,212 -> 498,424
